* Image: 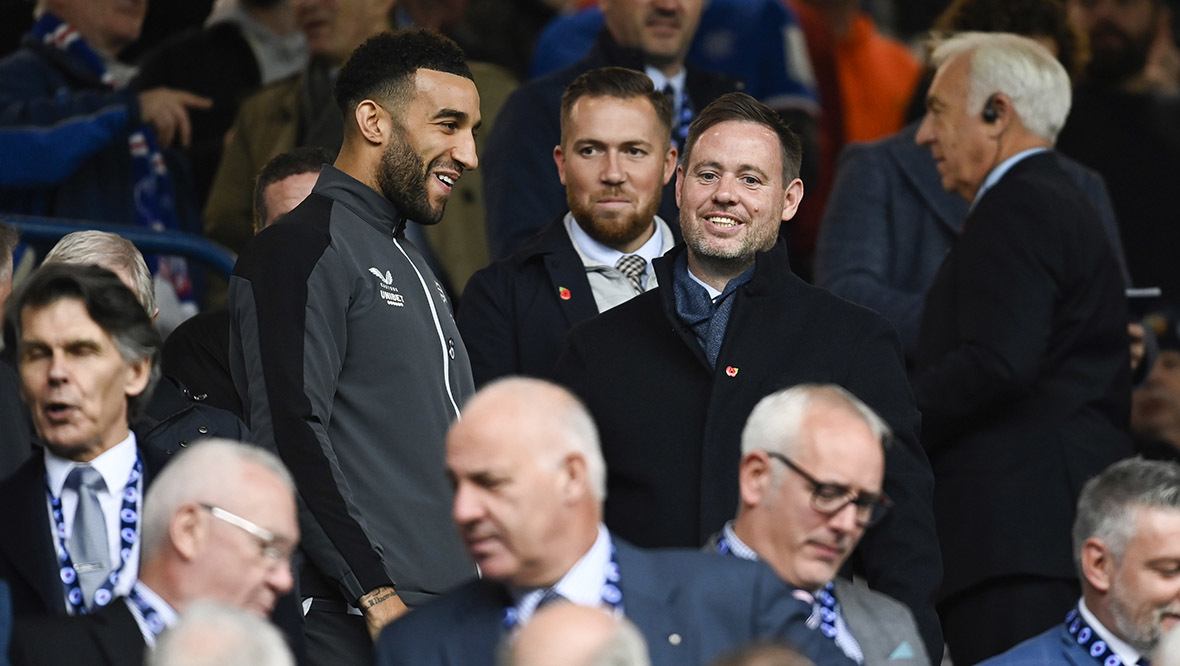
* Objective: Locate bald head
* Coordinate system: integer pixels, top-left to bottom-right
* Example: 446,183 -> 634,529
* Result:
448,378 -> 605,587
505,604 -> 650,666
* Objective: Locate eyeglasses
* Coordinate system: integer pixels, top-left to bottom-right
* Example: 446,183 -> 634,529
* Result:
199,504 -> 292,565
764,452 -> 893,527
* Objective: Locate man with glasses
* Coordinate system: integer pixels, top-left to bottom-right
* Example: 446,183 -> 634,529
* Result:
11,438 -> 299,665
708,384 -> 928,665
376,377 -> 851,666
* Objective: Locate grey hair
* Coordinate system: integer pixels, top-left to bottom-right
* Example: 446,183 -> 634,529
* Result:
149,601 -> 294,666
1157,616 -> 1180,666
1072,458 -> 1180,570
740,384 -> 892,465
141,439 -> 294,558
44,230 -> 157,316
479,377 -> 607,501
931,31 -> 1072,142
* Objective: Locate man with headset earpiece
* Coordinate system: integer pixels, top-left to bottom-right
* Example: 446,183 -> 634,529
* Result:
913,31 -> 1136,666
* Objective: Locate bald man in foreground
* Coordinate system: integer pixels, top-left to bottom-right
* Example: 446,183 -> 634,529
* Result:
376,378 -> 851,665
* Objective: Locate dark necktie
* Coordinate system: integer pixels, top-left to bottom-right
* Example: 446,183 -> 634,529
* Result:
662,84 -> 694,150
615,254 -> 647,294
66,466 -> 110,608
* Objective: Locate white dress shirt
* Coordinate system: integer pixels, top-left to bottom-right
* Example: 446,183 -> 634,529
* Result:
565,213 -> 673,312
44,432 -> 142,610
1079,599 -> 1142,666
510,524 -> 614,626
125,581 -> 179,647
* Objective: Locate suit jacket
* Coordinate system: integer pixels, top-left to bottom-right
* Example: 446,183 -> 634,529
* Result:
914,151 -> 1133,600
482,30 -> 739,259
457,215 -> 599,387
10,599 -> 145,666
552,240 -> 943,659
976,623 -> 1090,666
834,579 -> 929,666
815,123 -> 1129,361
374,539 -> 853,666
701,532 -> 928,665
0,441 -> 167,619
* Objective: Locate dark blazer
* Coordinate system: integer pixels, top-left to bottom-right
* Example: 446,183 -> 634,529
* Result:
481,30 -> 738,259
0,442 -> 167,619
374,538 -> 853,666
815,123 -> 1129,361
976,622 -> 1089,666
160,308 -> 242,419
10,599 -> 145,666
457,216 -> 602,388
552,240 -> 943,659
914,152 -> 1133,600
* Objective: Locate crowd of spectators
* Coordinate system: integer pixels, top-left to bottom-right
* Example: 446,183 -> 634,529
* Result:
1,1 -> 1179,665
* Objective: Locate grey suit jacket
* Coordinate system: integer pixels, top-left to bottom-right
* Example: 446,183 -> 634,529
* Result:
815,121 -> 1129,362
702,532 -> 930,665
834,578 -> 929,665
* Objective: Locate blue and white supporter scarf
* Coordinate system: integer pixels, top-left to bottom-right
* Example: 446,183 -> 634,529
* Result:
30,12 -> 193,301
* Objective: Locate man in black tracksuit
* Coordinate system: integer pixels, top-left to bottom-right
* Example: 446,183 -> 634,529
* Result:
229,31 -> 482,664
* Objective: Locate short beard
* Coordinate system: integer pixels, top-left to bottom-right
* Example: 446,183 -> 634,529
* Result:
1108,581 -> 1165,653
681,218 -> 779,279
376,128 -> 443,225
568,190 -> 660,251
1086,22 -> 1153,86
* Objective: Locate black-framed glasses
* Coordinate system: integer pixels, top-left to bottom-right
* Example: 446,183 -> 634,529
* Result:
199,503 -> 292,565
764,451 -> 893,527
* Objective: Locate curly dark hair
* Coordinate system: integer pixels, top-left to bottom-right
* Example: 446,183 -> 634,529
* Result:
334,29 -> 473,115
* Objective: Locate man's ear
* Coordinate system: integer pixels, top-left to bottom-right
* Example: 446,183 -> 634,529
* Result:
780,178 -> 804,222
984,93 -> 1014,139
560,453 -> 591,503
674,163 -> 686,207
554,145 -> 567,186
123,357 -> 151,400
739,451 -> 773,508
661,145 -> 678,186
1080,537 -> 1115,593
171,504 -> 205,560
353,100 -> 387,146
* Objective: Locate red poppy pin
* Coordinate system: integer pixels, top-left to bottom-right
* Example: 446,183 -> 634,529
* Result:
725,366 -> 739,378
558,286 -> 572,301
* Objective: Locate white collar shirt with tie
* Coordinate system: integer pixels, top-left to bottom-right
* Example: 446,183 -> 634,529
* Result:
721,521 -> 865,663
43,432 -> 142,610
509,524 -> 614,627
565,213 -> 673,312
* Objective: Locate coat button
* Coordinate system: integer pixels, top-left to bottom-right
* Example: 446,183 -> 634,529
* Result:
179,441 -> 188,448
197,426 -> 209,435
668,633 -> 681,646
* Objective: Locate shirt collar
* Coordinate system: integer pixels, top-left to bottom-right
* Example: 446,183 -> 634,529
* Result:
721,520 -> 762,562
133,581 -> 179,627
44,431 -> 138,497
564,213 -> 668,270
1079,599 -> 1142,666
972,147 -> 1048,207
645,66 -> 687,102
511,524 -> 613,609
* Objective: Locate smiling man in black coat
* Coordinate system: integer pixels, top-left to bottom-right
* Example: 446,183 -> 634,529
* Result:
552,92 -> 944,661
